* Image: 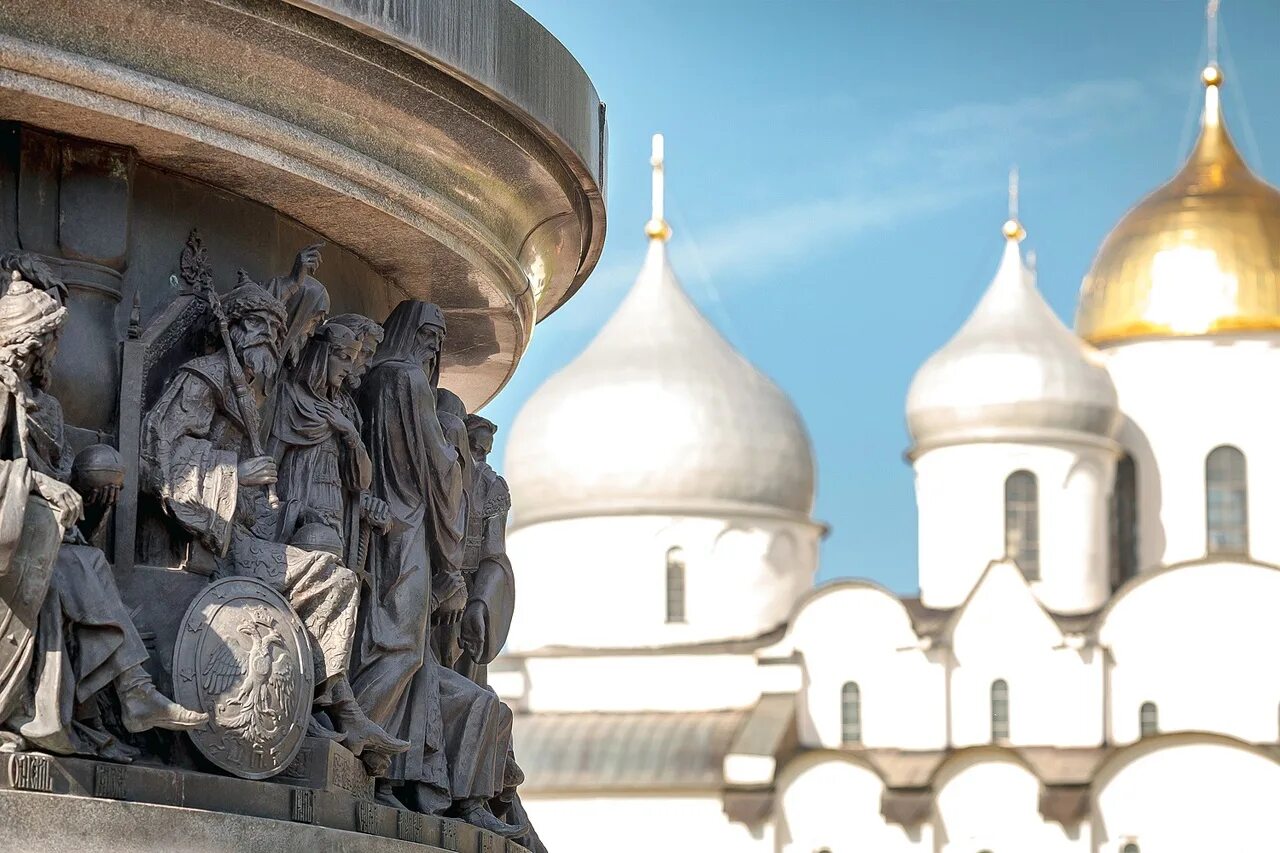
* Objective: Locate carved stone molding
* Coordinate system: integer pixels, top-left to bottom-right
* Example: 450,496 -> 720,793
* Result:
0,0 -> 608,408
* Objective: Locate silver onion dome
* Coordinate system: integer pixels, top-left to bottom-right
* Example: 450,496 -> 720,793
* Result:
505,235 -> 817,528
906,228 -> 1120,454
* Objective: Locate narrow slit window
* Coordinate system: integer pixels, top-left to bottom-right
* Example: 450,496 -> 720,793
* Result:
1206,445 -> 1248,555
1111,454 -> 1139,587
1139,702 -> 1158,738
841,682 -> 862,745
1005,471 -> 1040,580
665,547 -> 686,623
991,679 -> 1009,742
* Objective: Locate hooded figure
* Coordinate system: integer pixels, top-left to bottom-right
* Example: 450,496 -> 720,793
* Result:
351,302 -> 462,781
258,247 -> 331,446
268,321 -> 369,549
351,301 -> 521,836
276,275 -> 330,375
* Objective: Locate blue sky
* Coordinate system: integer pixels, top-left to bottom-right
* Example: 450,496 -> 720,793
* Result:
485,1 -> 1280,593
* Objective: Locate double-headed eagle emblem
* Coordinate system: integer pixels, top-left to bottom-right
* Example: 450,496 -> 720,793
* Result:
201,604 -> 297,744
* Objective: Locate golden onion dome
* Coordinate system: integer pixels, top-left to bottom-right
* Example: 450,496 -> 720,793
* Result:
1076,66 -> 1280,344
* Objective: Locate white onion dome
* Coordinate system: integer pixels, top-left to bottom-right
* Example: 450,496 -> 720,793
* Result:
906,223 -> 1120,454
506,139 -> 815,527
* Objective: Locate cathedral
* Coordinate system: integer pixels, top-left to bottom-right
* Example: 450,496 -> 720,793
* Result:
493,47 -> 1280,853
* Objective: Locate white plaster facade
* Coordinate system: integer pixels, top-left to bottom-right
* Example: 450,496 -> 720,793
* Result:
498,79 -> 1280,851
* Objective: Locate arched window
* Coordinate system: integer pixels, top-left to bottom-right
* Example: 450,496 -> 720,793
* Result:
1110,454 -> 1139,588
1121,844 -> 1140,853
840,682 -> 862,745
991,679 -> 1009,742
1139,702 -> 1158,737
665,547 -> 686,623
1206,445 -> 1248,555
1005,471 -> 1039,580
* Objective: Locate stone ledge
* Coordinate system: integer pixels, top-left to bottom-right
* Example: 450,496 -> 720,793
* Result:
0,789 -> 446,852
0,0 -> 608,408
0,751 -> 525,852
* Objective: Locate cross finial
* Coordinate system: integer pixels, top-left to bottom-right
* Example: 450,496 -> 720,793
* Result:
644,133 -> 671,242
1002,166 -> 1025,242
1207,0 -> 1221,66
1201,0 -> 1225,125
1008,166 -> 1019,222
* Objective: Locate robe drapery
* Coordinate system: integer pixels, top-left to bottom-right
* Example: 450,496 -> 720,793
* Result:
260,275 -> 331,447
463,461 -> 515,672
350,300 -> 471,792
268,329 -> 370,548
436,456 -> 515,683
352,358 -> 460,787
0,381 -> 145,759
141,354 -> 359,695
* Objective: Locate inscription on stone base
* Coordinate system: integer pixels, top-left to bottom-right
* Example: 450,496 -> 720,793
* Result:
356,800 -> 379,834
9,754 -> 52,792
290,788 -> 314,824
94,764 -> 127,799
441,820 -> 459,851
398,810 -> 424,843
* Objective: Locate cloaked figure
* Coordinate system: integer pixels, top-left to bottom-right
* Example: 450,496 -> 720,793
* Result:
268,321 -> 369,551
140,280 -> 406,765
266,242 -> 329,376
0,258 -> 205,759
256,243 -> 331,449
352,301 -> 523,837
324,313 -> 389,573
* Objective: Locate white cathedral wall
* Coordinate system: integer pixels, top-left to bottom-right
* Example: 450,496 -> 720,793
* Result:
934,755 -> 1083,853
949,562 -> 1104,748
1100,560 -> 1280,743
776,756 -> 918,852
522,793 -> 770,853
790,584 -> 946,750
1094,738 -> 1280,852
915,442 -> 1114,613
505,513 -> 820,654
1102,335 -> 1280,570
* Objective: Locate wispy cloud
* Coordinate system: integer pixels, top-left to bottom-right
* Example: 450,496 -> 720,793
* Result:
867,78 -> 1149,174
554,77 -> 1149,332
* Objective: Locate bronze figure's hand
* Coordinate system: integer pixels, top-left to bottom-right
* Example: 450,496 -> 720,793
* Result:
325,409 -> 360,442
237,455 -> 278,486
291,242 -> 324,281
33,472 -> 84,527
86,483 -> 122,507
360,493 -> 392,531
459,599 -> 487,660
435,578 -> 467,625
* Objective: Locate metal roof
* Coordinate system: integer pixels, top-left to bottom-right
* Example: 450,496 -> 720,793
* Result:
514,710 -> 746,793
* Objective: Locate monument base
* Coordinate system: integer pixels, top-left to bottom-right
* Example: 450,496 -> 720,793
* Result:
0,746 -> 524,853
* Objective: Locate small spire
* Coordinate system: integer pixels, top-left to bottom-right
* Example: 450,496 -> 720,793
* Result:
1207,0 -> 1221,66
1002,166 -> 1025,242
644,133 -> 672,242
1202,0 -> 1224,128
